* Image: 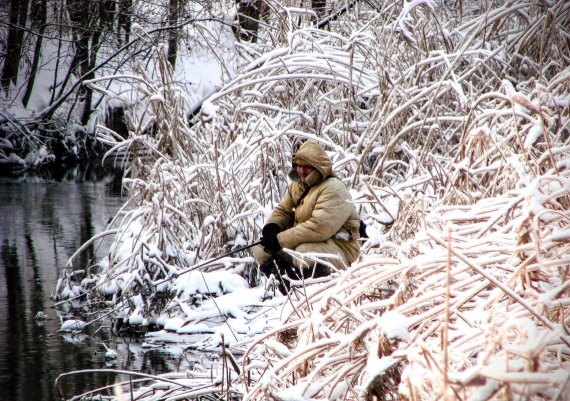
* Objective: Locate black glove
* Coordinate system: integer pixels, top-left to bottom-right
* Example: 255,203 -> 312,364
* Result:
262,223 -> 281,237
260,223 -> 282,254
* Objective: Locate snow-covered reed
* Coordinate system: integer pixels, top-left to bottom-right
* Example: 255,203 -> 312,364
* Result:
241,165 -> 570,400
54,0 -> 569,399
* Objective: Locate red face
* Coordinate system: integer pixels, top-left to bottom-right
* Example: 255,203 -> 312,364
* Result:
296,165 -> 316,184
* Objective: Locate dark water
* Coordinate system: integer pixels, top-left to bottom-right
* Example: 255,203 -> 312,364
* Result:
0,171 -> 193,401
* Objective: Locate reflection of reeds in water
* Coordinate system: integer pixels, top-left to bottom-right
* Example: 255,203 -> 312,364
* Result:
55,0 -> 569,399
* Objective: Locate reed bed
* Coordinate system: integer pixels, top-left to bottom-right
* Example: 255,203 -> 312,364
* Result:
53,0 -> 569,399
241,165 -> 570,401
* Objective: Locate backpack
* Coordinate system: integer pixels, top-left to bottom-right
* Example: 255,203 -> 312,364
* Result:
359,219 -> 368,239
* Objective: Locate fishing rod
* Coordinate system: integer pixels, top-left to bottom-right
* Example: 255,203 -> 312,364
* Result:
52,240 -> 262,309
49,241 -> 264,335
153,240 -> 262,287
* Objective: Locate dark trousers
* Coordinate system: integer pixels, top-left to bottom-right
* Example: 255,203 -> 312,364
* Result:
259,253 -> 329,293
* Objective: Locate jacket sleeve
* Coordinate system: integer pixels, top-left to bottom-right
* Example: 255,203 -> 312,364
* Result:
278,179 -> 354,250
266,185 -> 296,230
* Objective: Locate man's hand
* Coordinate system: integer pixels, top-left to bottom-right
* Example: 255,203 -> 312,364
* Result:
261,223 -> 282,254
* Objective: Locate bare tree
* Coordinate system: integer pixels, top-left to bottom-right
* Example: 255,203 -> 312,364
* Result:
118,0 -> 133,45
1,0 -> 30,92
22,0 -> 47,107
235,0 -> 263,42
312,0 -> 326,19
167,0 -> 180,68
65,0 -> 117,124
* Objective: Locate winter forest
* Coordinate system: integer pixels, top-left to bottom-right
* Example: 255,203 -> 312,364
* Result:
1,0 -> 569,400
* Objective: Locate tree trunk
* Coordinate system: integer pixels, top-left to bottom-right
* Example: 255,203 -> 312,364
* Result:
236,0 -> 262,43
312,0 -> 327,19
1,0 -> 29,92
81,28 -> 101,125
167,0 -> 179,69
22,0 -> 47,107
66,0 -> 101,125
118,0 -> 133,45
66,0 -> 91,77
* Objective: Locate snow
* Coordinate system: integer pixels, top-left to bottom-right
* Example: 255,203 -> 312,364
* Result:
59,284 -> 85,300
163,316 -> 186,332
273,379 -> 321,401
378,311 -> 411,341
102,343 -> 118,359
59,319 -> 87,332
550,228 -> 570,242
524,122 -> 543,149
3,0 -> 567,400
466,380 -> 501,401
201,100 -> 219,122
265,339 -> 292,358
177,322 -> 216,334
149,94 -> 165,103
173,271 -> 249,300
105,349 -> 118,359
366,355 -> 398,384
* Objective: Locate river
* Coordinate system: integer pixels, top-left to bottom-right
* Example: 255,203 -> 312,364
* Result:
0,168 -> 191,401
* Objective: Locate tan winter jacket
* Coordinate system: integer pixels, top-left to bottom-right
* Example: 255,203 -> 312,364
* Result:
267,141 -> 361,266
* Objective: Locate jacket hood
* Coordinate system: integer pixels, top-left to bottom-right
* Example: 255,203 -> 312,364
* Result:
287,141 -> 333,185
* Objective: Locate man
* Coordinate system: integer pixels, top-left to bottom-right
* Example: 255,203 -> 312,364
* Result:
253,141 -> 361,292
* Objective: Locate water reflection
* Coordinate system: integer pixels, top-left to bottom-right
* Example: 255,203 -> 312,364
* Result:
0,169 -> 133,401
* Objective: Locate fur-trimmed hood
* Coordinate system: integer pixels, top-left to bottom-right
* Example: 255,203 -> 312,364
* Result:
287,141 -> 333,186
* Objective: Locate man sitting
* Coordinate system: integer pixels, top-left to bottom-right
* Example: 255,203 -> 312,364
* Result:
253,141 -> 361,292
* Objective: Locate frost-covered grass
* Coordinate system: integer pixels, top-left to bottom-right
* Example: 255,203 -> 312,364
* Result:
54,0 -> 569,400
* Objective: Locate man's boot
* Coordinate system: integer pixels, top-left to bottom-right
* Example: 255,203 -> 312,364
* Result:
274,254 -> 301,293
259,259 -> 279,278
259,256 -> 293,294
